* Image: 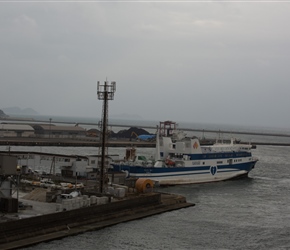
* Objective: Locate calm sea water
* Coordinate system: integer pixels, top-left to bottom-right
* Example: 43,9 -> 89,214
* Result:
2,118 -> 290,249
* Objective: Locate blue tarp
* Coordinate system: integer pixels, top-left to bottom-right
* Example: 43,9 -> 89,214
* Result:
137,134 -> 156,140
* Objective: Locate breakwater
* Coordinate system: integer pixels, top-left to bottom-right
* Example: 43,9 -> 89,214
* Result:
0,137 -> 290,147
0,137 -> 155,147
1,116 -> 290,147
3,117 -> 290,138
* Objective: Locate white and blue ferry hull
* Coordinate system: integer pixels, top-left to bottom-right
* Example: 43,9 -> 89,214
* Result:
111,160 -> 257,185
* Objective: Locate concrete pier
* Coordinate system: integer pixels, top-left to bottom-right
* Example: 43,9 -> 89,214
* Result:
0,192 -> 194,250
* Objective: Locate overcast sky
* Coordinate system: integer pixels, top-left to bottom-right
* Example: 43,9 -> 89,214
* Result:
1,1 -> 290,128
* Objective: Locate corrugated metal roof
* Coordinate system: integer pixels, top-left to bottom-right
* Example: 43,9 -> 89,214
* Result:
35,125 -> 86,132
0,124 -> 34,131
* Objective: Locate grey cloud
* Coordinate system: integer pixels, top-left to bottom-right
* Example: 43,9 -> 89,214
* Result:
0,2 -> 290,129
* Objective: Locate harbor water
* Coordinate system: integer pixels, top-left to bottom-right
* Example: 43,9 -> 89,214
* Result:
1,118 -> 290,249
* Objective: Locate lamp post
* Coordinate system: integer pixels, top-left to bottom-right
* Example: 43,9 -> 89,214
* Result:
97,80 -> 116,193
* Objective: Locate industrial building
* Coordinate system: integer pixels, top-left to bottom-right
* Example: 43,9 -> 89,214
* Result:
0,123 -> 87,139
0,124 -> 34,138
32,124 -> 87,139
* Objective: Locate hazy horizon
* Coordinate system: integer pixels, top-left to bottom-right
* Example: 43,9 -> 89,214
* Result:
3,108 -> 290,134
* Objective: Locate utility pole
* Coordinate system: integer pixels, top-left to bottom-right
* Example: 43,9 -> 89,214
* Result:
97,80 -> 116,193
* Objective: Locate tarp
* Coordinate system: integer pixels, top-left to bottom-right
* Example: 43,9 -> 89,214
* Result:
137,134 -> 156,140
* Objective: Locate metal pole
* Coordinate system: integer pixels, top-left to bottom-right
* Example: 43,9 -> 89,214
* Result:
17,174 -> 20,202
100,86 -> 108,193
97,80 -> 116,194
49,118 -> 52,138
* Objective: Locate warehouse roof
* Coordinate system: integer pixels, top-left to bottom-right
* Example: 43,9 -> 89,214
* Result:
0,123 -> 34,131
32,124 -> 86,132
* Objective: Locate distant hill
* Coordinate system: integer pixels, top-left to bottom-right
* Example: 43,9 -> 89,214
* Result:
0,109 -> 9,118
2,107 -> 38,116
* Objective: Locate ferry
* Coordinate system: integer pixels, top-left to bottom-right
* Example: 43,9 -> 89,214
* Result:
111,121 -> 258,185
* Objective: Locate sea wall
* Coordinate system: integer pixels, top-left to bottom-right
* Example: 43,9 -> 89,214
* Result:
0,193 -> 161,245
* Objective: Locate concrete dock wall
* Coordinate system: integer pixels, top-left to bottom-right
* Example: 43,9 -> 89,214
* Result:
0,193 -> 161,245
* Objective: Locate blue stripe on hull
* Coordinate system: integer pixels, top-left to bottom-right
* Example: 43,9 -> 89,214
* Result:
187,151 -> 252,160
111,161 -> 256,181
112,162 -> 255,174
